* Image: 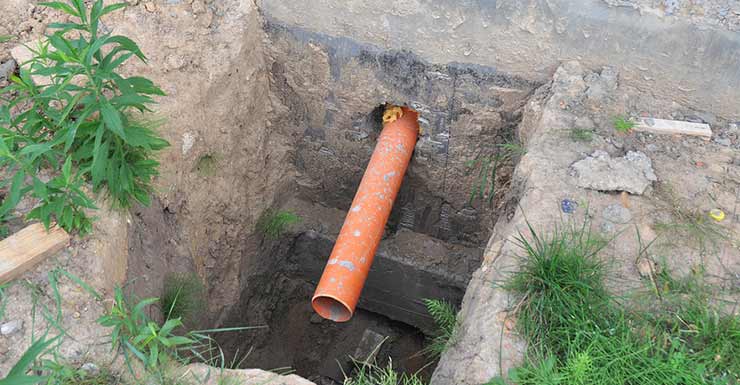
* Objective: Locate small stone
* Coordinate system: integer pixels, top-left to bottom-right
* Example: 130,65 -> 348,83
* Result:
353,329 -> 387,362
0,59 -> 16,82
81,362 -> 99,375
714,137 -> 732,146
603,203 -> 632,224
0,320 -> 23,336
72,311 -> 81,319
561,199 -> 577,214
599,221 -> 615,234
144,2 -> 157,12
728,123 -> 738,134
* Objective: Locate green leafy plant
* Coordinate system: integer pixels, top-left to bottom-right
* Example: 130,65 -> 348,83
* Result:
0,336 -> 58,385
0,0 -> 168,234
161,272 -> 206,328
257,209 -> 300,239
0,36 -> 13,43
97,287 -> 196,371
613,116 -> 636,133
98,286 -> 256,379
422,298 -> 458,358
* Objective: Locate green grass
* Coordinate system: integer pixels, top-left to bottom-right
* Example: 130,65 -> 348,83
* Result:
0,35 -> 12,43
422,298 -> 458,358
492,222 -> 740,385
161,272 -> 206,328
613,116 -> 636,133
43,360 -> 117,385
653,184 -> 732,252
97,286 -> 260,384
344,361 -> 425,385
257,209 -> 300,239
466,141 -> 522,206
569,128 -> 594,142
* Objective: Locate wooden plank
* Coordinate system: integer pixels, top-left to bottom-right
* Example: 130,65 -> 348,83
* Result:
0,223 -> 70,284
634,117 -> 712,139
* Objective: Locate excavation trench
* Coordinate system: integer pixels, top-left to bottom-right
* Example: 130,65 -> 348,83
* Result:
126,20 -> 537,384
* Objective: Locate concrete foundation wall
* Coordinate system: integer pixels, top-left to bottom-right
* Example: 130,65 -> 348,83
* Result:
261,0 -> 740,120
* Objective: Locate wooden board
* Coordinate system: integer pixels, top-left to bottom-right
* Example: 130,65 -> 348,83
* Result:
0,223 -> 70,284
634,117 -> 712,139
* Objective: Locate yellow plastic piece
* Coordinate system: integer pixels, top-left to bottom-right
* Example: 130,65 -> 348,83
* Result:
382,105 -> 404,124
709,209 -> 725,222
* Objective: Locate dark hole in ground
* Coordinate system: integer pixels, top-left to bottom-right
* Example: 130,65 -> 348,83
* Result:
217,269 -> 432,384
125,30 -> 533,381
209,99 -> 525,381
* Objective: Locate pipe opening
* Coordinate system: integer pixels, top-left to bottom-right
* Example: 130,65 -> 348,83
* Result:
312,295 -> 353,322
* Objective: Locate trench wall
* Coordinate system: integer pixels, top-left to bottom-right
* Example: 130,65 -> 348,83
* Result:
261,0 -> 740,121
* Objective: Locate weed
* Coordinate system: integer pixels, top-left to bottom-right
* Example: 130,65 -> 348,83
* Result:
257,209 -> 300,239
0,268 -> 108,385
568,128 -> 594,142
0,0 -> 168,234
98,286 -> 257,379
344,360 -> 425,385
161,272 -> 206,329
0,336 -> 59,385
98,287 -> 195,370
466,141 -> 522,206
422,298 -> 458,358
43,359 -> 117,385
613,116 -> 636,133
496,222 -> 740,385
505,222 -> 610,352
0,36 -> 12,43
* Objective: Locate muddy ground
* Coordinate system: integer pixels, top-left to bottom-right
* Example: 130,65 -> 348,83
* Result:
0,1 -> 738,385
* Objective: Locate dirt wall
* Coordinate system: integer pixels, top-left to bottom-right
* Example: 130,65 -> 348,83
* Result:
261,0 -> 740,121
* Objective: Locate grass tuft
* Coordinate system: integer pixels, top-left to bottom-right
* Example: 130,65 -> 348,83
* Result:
344,360 -> 425,385
505,222 -> 610,353
497,222 -> 740,385
257,209 -> 300,239
162,272 -> 206,328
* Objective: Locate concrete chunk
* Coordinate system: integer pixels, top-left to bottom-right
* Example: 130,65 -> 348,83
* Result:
353,329 -> 387,362
571,150 -> 657,195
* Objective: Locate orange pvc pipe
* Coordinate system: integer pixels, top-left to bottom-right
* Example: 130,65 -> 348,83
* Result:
312,106 -> 420,322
